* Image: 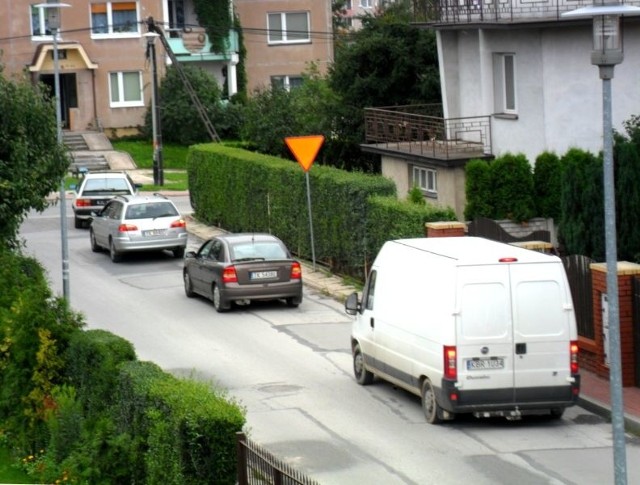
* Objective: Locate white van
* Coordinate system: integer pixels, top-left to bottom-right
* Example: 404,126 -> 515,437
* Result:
345,237 -> 580,424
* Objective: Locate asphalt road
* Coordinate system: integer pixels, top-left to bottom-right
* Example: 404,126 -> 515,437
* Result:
19,197 -> 640,485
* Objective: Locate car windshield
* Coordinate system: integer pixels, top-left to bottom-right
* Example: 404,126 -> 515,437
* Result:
125,202 -> 178,220
83,178 -> 131,194
231,242 -> 288,261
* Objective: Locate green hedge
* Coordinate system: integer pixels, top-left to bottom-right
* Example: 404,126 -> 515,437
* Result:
187,144 -> 457,278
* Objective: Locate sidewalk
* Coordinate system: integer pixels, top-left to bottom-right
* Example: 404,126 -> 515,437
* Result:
182,213 -> 640,434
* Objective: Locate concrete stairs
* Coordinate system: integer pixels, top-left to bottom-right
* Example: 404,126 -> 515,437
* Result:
63,132 -> 110,174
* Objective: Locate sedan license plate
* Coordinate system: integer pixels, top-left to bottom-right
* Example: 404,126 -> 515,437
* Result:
143,229 -> 166,237
466,357 -> 504,371
250,270 -> 278,280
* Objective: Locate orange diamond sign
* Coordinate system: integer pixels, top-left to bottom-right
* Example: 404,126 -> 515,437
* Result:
285,135 -> 325,172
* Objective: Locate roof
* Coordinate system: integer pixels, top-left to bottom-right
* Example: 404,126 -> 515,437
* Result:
390,237 -> 558,265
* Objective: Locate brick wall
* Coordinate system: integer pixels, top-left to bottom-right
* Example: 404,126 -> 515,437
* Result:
582,262 -> 640,386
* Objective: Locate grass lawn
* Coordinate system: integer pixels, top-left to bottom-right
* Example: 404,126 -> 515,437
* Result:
0,444 -> 35,484
111,140 -> 190,170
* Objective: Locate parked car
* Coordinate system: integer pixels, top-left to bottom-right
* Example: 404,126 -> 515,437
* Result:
71,170 -> 141,228
89,194 -> 187,262
183,233 -> 303,312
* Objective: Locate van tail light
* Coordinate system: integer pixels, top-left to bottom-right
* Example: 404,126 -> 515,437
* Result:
443,346 -> 457,380
75,199 -> 92,207
222,266 -> 238,283
290,261 -> 302,280
570,340 -> 579,374
118,224 -> 138,232
170,219 -> 186,228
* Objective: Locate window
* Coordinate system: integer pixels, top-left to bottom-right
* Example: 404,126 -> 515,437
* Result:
362,270 -> 377,311
360,0 -> 373,8
31,4 -> 52,37
91,2 -> 139,36
493,53 -> 516,114
271,75 -> 304,91
109,72 -> 143,107
345,0 -> 353,9
267,12 -> 310,44
412,166 -> 437,195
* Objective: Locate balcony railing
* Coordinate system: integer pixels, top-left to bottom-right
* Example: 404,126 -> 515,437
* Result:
166,27 -> 239,60
364,105 -> 492,160
413,0 -> 640,25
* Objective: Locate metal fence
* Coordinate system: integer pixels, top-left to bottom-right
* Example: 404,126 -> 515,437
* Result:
562,254 -> 595,340
364,106 -> 492,159
236,433 -> 320,485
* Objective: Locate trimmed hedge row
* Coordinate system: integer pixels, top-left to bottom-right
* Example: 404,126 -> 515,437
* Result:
187,144 -> 457,278
1,254 -> 246,485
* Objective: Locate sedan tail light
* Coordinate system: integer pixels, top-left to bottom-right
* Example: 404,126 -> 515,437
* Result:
118,224 -> 138,232
75,199 -> 92,207
223,266 -> 238,283
171,219 -> 186,228
290,261 -> 302,280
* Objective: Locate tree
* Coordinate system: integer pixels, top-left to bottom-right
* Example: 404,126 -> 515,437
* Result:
0,66 -> 69,249
489,153 -> 535,222
328,1 -> 441,171
145,64 -> 241,144
533,151 -> 562,220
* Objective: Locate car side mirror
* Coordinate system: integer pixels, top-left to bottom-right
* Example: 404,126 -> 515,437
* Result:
345,292 -> 361,315
185,251 -> 197,259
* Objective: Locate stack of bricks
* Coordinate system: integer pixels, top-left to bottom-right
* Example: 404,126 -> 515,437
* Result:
425,221 -> 466,238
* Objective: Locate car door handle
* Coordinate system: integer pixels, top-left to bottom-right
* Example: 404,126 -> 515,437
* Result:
369,317 -> 374,329
515,343 -> 527,355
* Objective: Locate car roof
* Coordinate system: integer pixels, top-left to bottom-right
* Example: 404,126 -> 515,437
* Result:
115,194 -> 172,204
217,233 -> 283,244
82,171 -> 130,179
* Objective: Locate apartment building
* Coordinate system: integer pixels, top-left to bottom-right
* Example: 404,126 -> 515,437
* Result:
0,1 -> 334,134
234,0 -> 334,93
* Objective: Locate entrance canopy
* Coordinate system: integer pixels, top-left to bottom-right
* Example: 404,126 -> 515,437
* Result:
29,42 -> 97,72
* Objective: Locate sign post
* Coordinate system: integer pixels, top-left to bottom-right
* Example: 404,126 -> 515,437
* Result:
284,135 -> 325,271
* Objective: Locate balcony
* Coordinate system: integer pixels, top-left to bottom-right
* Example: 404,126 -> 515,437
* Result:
413,0 -> 640,25
166,28 -> 239,62
363,105 -> 492,162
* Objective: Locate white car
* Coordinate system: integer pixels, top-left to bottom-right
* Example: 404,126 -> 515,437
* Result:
89,194 -> 187,262
71,171 -> 140,228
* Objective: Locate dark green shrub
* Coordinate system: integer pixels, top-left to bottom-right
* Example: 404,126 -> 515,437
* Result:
534,151 -> 562,220
489,152 -> 535,222
0,249 -> 84,453
464,158 -> 492,220
615,141 -> 640,262
558,148 -> 604,259
66,329 -> 136,416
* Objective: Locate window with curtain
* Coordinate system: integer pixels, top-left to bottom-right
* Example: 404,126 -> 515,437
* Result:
31,4 -> 52,37
267,12 -> 310,44
109,72 -> 143,107
91,2 -> 139,36
412,166 -> 437,195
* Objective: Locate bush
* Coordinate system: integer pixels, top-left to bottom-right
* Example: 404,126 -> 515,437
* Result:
534,151 -> 562,220
464,159 -> 492,220
489,153 -> 535,222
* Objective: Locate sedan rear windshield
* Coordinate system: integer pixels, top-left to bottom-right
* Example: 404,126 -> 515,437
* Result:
231,242 -> 288,261
83,178 -> 132,194
125,202 -> 179,220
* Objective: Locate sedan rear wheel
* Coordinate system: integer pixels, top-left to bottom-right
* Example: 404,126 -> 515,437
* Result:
183,271 -> 195,298
90,229 -> 101,252
109,239 -> 122,263
212,283 -> 230,313
286,296 -> 302,308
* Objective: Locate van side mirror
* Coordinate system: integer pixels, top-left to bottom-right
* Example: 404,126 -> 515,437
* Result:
345,292 -> 361,315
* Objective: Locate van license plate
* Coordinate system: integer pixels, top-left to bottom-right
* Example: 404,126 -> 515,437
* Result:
250,271 -> 277,280
467,358 -> 504,370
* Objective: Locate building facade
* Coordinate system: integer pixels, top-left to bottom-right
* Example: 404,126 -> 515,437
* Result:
233,0 -> 334,93
0,1 -> 331,135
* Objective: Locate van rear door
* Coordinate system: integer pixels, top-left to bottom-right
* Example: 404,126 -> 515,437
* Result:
509,262 -> 574,403
455,264 -> 515,403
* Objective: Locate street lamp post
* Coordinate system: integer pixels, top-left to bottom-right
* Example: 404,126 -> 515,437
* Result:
144,32 -> 163,186
38,1 -> 71,301
563,3 -> 640,484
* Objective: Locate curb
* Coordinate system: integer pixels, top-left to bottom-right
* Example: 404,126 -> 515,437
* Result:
578,396 -> 640,436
